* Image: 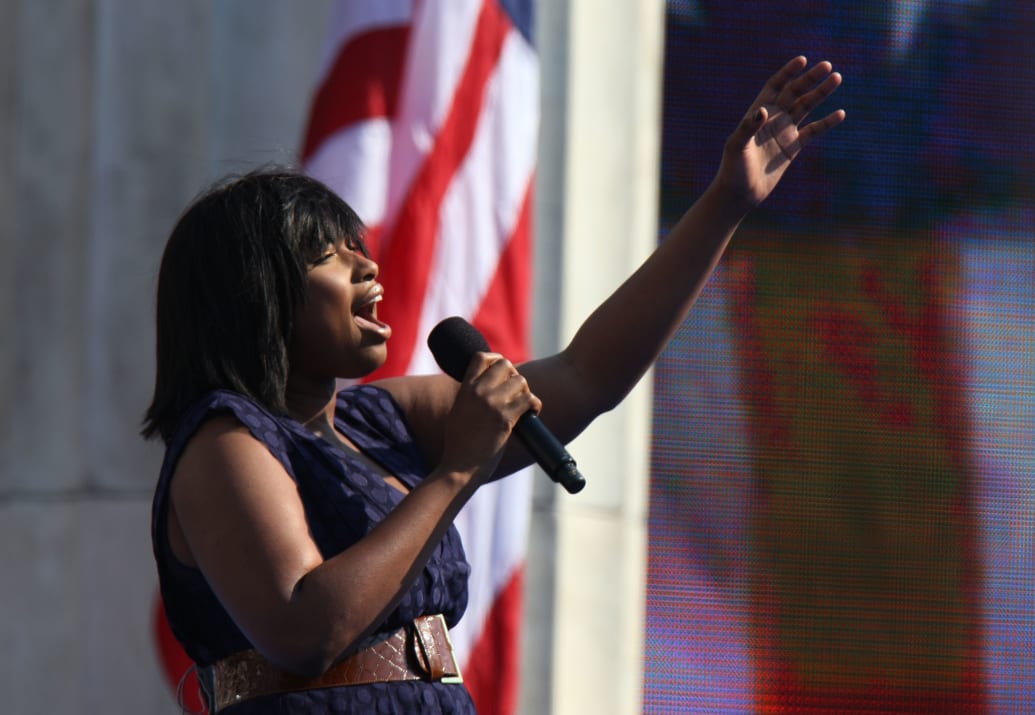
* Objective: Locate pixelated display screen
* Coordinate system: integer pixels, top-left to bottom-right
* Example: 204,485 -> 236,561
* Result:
645,3 -> 1035,712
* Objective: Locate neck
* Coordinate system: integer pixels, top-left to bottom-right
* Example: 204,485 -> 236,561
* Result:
284,375 -> 339,435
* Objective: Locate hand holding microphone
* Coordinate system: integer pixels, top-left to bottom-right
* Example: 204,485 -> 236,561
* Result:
428,317 -> 586,495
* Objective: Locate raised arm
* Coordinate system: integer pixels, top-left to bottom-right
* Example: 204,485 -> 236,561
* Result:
382,58 -> 843,479
519,57 -> 845,446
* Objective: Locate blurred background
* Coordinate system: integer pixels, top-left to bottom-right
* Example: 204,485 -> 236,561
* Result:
2,1 -> 1032,714
648,2 -> 1035,713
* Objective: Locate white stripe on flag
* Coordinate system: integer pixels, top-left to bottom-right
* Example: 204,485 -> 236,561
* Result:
305,119 -> 392,227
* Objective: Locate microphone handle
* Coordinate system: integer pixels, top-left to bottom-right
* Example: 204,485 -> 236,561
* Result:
514,412 -> 586,494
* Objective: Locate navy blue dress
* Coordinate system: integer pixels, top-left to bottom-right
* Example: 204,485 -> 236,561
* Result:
152,386 -> 476,713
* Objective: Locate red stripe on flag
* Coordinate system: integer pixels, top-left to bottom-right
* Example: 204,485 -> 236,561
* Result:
359,224 -> 384,269
153,595 -> 207,713
463,565 -> 525,715
374,0 -> 512,378
473,177 -> 534,363
300,25 -> 410,162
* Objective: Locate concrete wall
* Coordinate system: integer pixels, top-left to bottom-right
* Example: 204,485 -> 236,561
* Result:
0,3 -> 332,712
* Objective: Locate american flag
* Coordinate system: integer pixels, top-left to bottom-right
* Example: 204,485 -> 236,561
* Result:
301,2 -> 538,713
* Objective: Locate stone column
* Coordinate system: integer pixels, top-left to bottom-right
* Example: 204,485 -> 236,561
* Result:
525,2 -> 665,713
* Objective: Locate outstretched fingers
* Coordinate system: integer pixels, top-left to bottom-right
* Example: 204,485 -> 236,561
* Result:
797,108 -> 847,148
731,57 -> 842,147
719,56 -> 846,205
761,55 -> 810,103
782,65 -> 843,124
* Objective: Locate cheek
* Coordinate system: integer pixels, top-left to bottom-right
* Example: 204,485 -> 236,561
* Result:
297,280 -> 352,339
289,292 -> 382,378
288,298 -> 345,372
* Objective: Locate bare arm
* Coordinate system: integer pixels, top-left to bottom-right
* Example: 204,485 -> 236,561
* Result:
385,58 -> 844,477
520,57 -> 845,447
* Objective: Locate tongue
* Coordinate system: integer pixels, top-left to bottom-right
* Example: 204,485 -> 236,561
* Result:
355,312 -> 392,337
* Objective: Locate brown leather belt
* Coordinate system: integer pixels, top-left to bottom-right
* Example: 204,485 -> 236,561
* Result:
202,614 -> 463,712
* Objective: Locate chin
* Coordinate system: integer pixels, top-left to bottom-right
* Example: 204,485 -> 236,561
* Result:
345,345 -> 388,379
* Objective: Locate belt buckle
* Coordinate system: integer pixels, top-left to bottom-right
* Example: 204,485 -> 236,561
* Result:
412,614 -> 464,684
436,614 -> 464,685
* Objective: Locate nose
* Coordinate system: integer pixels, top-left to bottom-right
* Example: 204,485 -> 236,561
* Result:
355,250 -> 379,282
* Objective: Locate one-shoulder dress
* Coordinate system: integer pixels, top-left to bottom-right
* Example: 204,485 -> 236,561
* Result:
151,386 -> 476,714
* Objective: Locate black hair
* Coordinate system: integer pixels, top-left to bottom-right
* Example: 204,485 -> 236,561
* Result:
141,168 -> 367,443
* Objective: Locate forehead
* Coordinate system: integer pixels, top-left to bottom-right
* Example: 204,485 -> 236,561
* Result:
288,185 -> 367,256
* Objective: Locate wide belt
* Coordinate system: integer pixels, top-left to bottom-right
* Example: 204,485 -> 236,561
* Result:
201,614 -> 463,712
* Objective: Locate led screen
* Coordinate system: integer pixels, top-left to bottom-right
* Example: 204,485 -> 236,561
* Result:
645,3 -> 1035,712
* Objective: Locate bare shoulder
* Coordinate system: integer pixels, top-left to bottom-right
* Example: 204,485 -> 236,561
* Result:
171,413 -> 311,548
172,413 -> 283,497
372,374 -> 458,419
170,412 -> 311,534
169,412 -> 324,634
371,374 -> 459,465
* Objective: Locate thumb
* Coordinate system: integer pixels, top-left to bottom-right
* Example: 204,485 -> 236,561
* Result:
728,106 -> 767,152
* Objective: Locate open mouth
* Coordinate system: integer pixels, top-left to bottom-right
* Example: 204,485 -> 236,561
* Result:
354,289 -> 391,337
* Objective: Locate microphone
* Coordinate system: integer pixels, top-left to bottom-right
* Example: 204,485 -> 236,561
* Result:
427,317 -> 586,494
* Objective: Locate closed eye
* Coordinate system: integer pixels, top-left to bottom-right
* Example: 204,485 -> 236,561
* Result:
309,236 -> 368,268
344,236 -> 369,257
310,249 -> 337,267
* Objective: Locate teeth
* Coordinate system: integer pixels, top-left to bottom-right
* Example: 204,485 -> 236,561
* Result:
355,293 -> 382,315
354,286 -> 385,326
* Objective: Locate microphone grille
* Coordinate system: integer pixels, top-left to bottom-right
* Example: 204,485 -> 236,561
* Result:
427,317 -> 491,381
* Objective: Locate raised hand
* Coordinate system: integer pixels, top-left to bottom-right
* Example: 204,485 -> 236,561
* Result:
716,56 -> 845,209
